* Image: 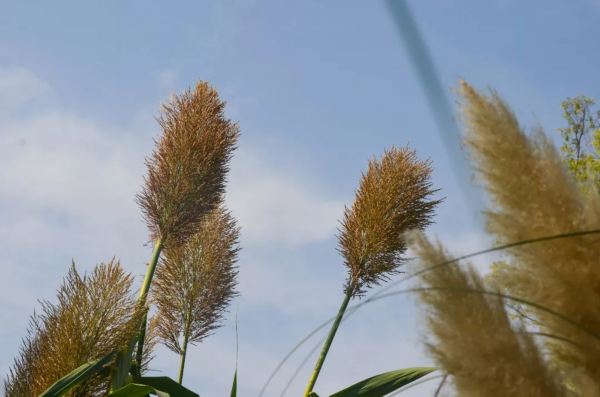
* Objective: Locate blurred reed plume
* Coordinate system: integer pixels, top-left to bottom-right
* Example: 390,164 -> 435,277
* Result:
4,259 -> 146,397
152,206 -> 240,384
458,80 -> 600,382
135,80 -> 240,250
338,144 -> 443,298
408,232 -> 564,397
407,80 -> 600,395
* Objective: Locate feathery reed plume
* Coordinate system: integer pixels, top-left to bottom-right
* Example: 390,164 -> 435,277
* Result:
152,206 -> 240,384
338,144 -> 442,297
132,80 -> 240,374
303,145 -> 443,396
457,80 -> 600,383
4,320 -> 42,397
4,259 -> 142,396
408,231 -> 565,397
135,80 -> 240,250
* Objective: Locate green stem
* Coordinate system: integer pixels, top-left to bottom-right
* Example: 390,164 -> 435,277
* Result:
134,237 -> 164,375
303,288 -> 352,397
178,335 -> 189,384
178,313 -> 191,384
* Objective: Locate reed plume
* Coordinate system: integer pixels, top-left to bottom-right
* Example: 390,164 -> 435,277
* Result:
136,80 -> 240,250
4,259 -> 144,397
457,80 -> 600,384
304,144 -> 443,396
408,231 -> 565,397
152,206 -> 240,384
132,79 -> 240,373
338,144 -> 443,297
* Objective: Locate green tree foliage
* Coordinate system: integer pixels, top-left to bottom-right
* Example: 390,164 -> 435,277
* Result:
558,94 -> 600,191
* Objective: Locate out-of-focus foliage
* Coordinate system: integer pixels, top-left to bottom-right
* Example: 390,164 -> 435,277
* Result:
558,95 -> 600,192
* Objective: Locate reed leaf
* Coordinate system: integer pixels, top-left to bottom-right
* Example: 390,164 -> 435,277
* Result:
130,377 -> 199,397
38,350 -> 118,397
329,367 -> 437,397
108,383 -> 168,397
230,307 -> 239,397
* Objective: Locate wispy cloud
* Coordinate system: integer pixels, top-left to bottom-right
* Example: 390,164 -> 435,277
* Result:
227,148 -> 345,247
0,67 -> 50,112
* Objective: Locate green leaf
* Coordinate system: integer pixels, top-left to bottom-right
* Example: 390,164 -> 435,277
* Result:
230,370 -> 237,397
230,306 -> 239,397
109,383 -> 169,397
330,367 -> 437,397
39,349 -> 118,397
131,377 -> 199,397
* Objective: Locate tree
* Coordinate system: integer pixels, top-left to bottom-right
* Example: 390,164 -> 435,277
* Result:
558,94 -> 600,191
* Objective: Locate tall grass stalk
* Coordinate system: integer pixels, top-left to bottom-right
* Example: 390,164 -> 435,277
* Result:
303,289 -> 352,396
303,145 -> 442,395
134,237 -> 164,375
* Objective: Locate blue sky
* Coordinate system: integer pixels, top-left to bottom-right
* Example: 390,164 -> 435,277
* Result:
1,1 -> 599,396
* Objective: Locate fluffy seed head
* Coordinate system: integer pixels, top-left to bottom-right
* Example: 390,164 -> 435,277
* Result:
152,206 -> 240,353
409,232 -> 565,397
4,259 -> 143,397
136,80 -> 240,248
458,80 -> 600,382
337,144 -> 443,297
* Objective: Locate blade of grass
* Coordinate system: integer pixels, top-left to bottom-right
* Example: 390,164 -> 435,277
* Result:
388,374 -> 447,396
372,287 -> 600,341
383,0 -> 482,223
39,350 -> 118,397
329,367 -> 437,397
130,377 -> 199,397
231,305 -> 239,397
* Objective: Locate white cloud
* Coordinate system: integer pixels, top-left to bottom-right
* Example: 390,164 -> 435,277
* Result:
0,67 -> 50,112
227,149 -> 345,247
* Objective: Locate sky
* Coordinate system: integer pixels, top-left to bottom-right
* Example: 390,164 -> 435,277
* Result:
1,0 -> 600,396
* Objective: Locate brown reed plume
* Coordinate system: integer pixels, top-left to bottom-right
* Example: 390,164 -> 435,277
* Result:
408,231 -> 565,397
4,259 -> 145,396
151,206 -> 240,384
457,80 -> 600,384
135,80 -> 240,250
304,144 -> 443,396
338,144 -> 443,297
132,79 -> 240,374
